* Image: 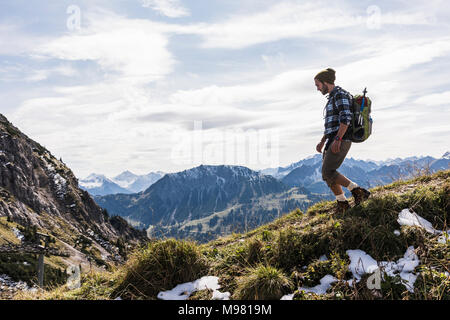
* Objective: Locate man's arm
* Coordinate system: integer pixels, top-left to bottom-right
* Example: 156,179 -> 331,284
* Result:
316,135 -> 327,153
331,91 -> 352,153
335,123 -> 349,140
335,92 -> 352,129
331,123 -> 349,153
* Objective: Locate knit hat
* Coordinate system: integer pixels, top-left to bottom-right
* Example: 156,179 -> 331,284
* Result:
314,68 -> 336,84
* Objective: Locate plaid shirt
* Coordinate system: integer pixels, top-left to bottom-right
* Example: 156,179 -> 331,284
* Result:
323,86 -> 353,137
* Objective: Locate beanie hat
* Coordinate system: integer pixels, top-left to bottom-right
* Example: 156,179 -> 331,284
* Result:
314,68 -> 336,84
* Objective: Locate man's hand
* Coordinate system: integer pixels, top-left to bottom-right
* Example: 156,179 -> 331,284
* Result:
331,140 -> 341,154
316,140 -> 325,153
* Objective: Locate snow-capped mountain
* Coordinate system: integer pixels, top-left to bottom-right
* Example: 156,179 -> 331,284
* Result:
115,171 -> 165,193
79,174 -> 131,196
260,154 -> 323,179
112,171 -> 139,189
80,171 -> 165,196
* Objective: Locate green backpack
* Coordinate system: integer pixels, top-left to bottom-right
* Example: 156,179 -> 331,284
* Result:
350,88 -> 373,143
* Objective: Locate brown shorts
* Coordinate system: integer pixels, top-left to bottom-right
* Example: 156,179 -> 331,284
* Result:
322,140 -> 352,187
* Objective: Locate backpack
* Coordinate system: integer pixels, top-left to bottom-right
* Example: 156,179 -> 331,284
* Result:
350,88 -> 373,143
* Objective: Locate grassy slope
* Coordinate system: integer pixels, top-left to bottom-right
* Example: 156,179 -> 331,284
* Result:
15,170 -> 449,300
0,217 -> 69,293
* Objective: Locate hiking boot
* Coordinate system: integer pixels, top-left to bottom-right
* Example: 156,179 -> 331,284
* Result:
351,187 -> 371,205
336,200 -> 350,213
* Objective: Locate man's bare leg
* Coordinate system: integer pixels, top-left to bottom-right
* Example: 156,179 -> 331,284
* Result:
330,183 -> 343,196
330,173 -> 351,196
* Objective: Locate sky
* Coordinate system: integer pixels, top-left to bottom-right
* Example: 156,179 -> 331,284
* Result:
1,0 -> 449,178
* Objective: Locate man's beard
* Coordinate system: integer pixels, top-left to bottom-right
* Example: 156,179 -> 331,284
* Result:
321,85 -> 329,95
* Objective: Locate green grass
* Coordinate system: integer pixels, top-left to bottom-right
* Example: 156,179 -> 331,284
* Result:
233,264 -> 293,300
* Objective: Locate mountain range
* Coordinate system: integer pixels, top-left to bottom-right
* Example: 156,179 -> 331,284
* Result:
79,171 -> 165,196
94,165 -> 321,242
93,151 -> 449,242
85,152 -> 449,198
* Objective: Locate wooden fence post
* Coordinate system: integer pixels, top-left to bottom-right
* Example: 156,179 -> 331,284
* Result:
37,252 -> 44,288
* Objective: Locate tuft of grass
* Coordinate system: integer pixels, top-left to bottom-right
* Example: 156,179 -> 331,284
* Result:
233,265 -> 293,300
112,239 -> 209,299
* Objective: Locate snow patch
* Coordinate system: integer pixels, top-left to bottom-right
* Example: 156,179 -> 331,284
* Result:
157,276 -> 230,300
298,275 -> 338,295
12,228 -> 24,242
0,274 -> 36,292
283,246 -> 422,299
379,246 -> 420,292
397,209 -> 449,244
40,155 -> 68,200
348,246 -> 420,293
347,249 -> 379,280
280,293 -> 294,300
397,209 -> 441,235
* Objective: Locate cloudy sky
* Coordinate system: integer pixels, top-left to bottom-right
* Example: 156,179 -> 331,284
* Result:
1,0 -> 449,178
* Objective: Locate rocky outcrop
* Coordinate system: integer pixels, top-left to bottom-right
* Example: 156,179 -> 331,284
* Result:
0,113 -> 147,265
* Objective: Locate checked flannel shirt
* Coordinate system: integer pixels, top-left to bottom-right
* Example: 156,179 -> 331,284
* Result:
323,86 -> 353,139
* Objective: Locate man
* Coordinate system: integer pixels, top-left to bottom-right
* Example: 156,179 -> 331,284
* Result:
314,68 -> 371,212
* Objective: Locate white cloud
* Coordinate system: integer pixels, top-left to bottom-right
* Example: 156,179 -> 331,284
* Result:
169,68 -> 316,109
35,10 -> 175,85
0,62 -> 80,83
140,0 -> 190,18
22,65 -> 79,82
161,30 -> 450,165
169,34 -> 450,114
414,91 -> 450,106
7,9 -> 183,176
176,1 -> 432,49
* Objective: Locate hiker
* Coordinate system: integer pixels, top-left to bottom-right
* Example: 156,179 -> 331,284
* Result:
314,68 -> 371,212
